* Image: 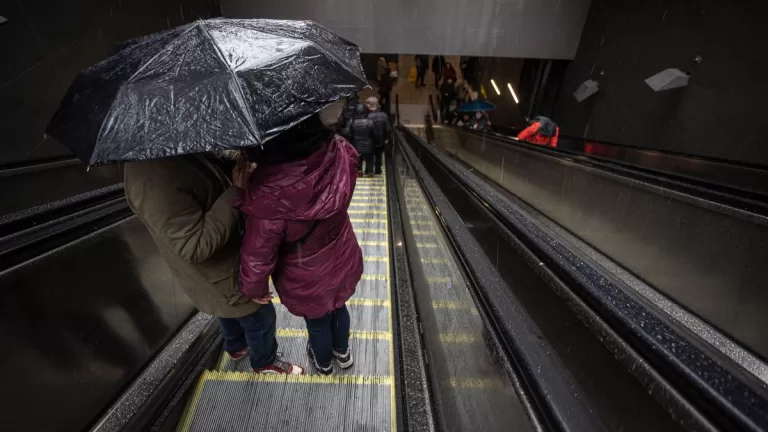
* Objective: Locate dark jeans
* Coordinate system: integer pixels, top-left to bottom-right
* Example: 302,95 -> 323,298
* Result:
434,72 -> 442,88
359,153 -> 374,175
417,67 -> 427,87
218,302 -> 277,369
304,305 -> 351,368
374,146 -> 384,174
379,92 -> 390,115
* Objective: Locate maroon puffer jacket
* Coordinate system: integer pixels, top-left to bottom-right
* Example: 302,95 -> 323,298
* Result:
236,135 -> 363,319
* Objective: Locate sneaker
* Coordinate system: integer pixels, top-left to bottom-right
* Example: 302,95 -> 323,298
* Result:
306,342 -> 334,376
229,347 -> 249,361
254,358 -> 305,375
333,347 -> 354,369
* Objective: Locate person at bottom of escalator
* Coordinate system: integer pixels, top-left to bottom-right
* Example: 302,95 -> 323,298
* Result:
439,78 -> 457,123
237,114 -> 364,375
343,103 -> 377,177
365,97 -> 392,175
123,154 -> 304,375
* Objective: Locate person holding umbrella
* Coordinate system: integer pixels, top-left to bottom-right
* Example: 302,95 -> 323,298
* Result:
456,99 -> 495,132
237,113 -> 363,375
46,19 -> 369,375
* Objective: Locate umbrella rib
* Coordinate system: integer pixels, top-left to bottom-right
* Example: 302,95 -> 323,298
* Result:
197,19 -> 261,144
126,22 -> 199,82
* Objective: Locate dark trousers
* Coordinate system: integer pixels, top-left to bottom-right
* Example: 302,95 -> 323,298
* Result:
416,67 -> 427,87
218,302 -> 277,369
374,146 -> 384,174
304,305 -> 351,368
359,152 -> 374,175
434,72 -> 442,88
379,92 -> 390,115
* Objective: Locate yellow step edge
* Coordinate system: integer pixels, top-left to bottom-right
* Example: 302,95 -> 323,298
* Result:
360,241 -> 387,247
348,210 -> 387,215
271,328 -> 392,340
361,274 -> 387,281
364,255 -> 388,262
274,298 -> 390,308
348,203 -> 385,208
201,370 -> 393,385
350,218 -> 387,223
355,228 -> 388,234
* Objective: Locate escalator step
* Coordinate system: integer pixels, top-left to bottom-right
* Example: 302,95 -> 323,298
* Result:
177,371 -> 393,432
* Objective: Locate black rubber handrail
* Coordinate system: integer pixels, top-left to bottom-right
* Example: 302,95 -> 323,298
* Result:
445,125 -> 768,217
394,129 -> 608,432
401,125 -> 768,432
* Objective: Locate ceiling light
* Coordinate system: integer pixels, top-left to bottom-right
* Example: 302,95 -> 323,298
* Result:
490,79 -> 500,95
507,83 -> 519,103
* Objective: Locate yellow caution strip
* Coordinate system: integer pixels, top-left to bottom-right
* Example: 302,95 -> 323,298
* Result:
201,370 -> 393,385
440,333 -> 480,344
362,274 -> 387,281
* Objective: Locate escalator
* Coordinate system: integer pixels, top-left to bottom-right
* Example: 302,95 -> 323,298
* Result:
4,108 -> 768,431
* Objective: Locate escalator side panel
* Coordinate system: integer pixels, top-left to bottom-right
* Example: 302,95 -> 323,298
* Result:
0,218 -> 195,432
431,126 -> 768,362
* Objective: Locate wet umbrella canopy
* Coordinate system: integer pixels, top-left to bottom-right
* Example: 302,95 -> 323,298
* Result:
46,18 -> 368,166
456,99 -> 496,112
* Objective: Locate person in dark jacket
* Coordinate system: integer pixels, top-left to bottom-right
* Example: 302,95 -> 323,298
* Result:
124,155 -> 304,375
378,68 -> 393,115
517,116 -> 560,147
439,78 -> 457,123
237,114 -> 364,375
365,97 -> 392,175
344,104 -> 378,176
337,92 -> 359,129
431,55 -> 445,89
415,55 -> 429,87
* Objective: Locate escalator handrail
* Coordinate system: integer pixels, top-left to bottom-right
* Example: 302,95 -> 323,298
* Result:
446,125 -> 768,218
394,129 -> 609,432
401,125 -> 768,432
484,125 -> 768,198
490,123 -> 768,173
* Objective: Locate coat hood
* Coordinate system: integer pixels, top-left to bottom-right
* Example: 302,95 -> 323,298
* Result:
236,135 -> 357,221
535,116 -> 557,137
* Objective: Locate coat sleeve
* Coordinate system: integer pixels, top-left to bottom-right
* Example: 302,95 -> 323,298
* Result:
551,127 -> 560,148
517,123 -> 539,142
129,179 -> 239,264
239,217 -> 286,299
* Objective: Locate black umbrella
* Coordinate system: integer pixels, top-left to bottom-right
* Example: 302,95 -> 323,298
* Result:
46,18 -> 368,166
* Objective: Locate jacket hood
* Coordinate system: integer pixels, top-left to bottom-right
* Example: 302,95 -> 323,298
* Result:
236,135 -> 356,221
535,116 -> 557,137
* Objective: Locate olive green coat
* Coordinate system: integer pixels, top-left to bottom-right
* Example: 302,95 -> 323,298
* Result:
124,155 -> 260,318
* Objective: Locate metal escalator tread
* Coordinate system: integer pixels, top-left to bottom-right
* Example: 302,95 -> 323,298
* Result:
176,173 -> 396,432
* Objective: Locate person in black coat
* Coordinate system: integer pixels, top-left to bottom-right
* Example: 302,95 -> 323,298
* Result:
343,104 -> 378,176
365,97 -> 393,175
439,78 -> 457,123
431,56 -> 445,89
378,68 -> 393,115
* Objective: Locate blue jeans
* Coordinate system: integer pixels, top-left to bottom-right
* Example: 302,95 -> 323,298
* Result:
304,305 -> 351,368
218,302 -> 277,369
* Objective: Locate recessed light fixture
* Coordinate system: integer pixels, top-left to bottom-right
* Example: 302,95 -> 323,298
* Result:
507,83 -> 519,104
490,79 -> 501,95
0,16 -> 8,24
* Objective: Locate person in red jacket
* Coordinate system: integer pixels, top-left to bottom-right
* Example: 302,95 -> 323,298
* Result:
236,113 -> 364,375
517,116 -> 560,147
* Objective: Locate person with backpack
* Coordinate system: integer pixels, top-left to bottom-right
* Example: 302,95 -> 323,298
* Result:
343,103 -> 378,176
365,97 -> 392,175
517,116 -> 560,147
237,113 -> 364,375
